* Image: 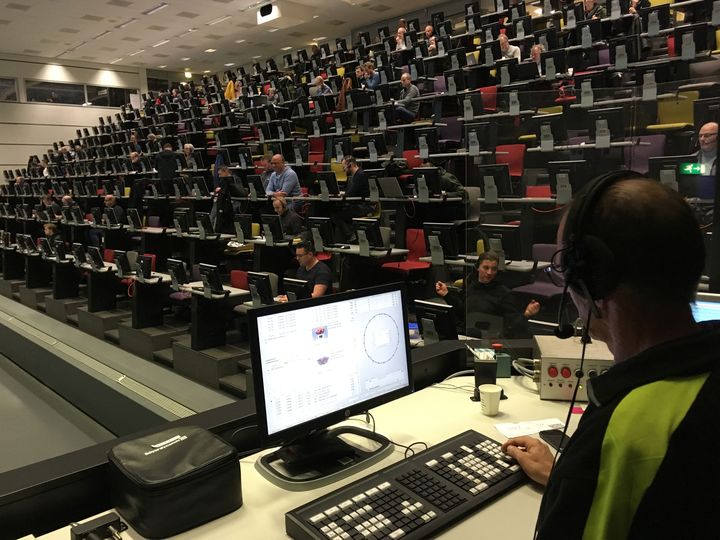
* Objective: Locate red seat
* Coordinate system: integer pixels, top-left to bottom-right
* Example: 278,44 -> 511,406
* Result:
309,152 -> 324,174
230,269 -> 249,290
479,86 -> 498,113
103,249 -> 115,263
526,185 -> 552,198
309,137 -> 324,153
382,229 -> 431,274
495,144 -> 525,179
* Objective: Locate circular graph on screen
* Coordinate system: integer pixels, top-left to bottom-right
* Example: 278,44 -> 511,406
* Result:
363,313 -> 400,364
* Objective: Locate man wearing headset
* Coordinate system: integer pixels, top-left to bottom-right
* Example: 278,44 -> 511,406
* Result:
502,172 -> 716,537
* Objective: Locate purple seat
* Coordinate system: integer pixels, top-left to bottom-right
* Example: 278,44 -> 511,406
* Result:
433,76 -> 446,94
147,215 -> 161,227
512,244 -> 564,302
439,116 -> 462,151
624,135 -> 666,174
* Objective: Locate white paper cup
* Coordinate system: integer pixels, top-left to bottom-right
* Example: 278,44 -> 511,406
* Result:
479,384 -> 502,416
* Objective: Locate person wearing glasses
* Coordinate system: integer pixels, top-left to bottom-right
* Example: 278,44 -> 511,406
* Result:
276,241 -> 333,302
696,121 -> 718,176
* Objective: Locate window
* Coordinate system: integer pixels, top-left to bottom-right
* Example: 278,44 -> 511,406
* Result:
26,81 -> 84,105
87,86 -> 138,107
0,78 -> 18,101
148,77 -> 171,92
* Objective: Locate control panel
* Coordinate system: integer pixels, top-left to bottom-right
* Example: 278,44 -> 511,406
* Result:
533,335 -> 614,401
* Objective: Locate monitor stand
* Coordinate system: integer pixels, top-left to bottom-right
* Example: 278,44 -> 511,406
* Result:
255,426 -> 393,491
421,318 -> 440,345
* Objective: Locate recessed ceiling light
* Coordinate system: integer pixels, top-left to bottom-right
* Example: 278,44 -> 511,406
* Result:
152,39 -> 170,47
313,15 -> 319,18
116,18 -> 136,28
207,15 -> 231,25
204,48 -> 216,53
203,70 -> 211,73
252,55 -> 261,59
158,64 -> 167,68
280,46 -> 292,51
313,36 -> 326,41
235,39 -> 246,43
181,57 -> 191,61
129,49 -> 145,56
267,28 -> 279,32
93,30 -> 112,39
224,62 -> 235,66
143,2 -> 168,16
110,58 -> 124,64
184,71 -> 192,78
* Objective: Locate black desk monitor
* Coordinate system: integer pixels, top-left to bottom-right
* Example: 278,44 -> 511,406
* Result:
72,243 -> 87,264
21,235 -> 37,253
575,18 -> 602,44
71,206 -> 85,224
423,222 -> 461,258
245,174 -> 266,195
105,207 -> 120,226
248,283 -> 411,485
137,255 -> 153,279
237,147 -> 254,169
293,139 -> 309,164
38,237 -> 54,258
128,208 -> 143,229
87,246 -> 105,269
247,271 -> 274,305
284,277 -> 312,301
466,1 -> 480,15
540,49 -> 566,76
478,223 -> 522,259
362,133 -> 388,158
481,22 -> 501,41
283,53 -> 294,68
448,48 -> 468,69
413,167 -> 441,196
535,27 -> 559,51
634,62 -> 672,86
673,23 -> 709,56
414,127 -> 439,155
357,31 -> 371,47
694,97 -> 720,133
608,36 -> 640,66
444,69 -> 467,92
475,163 -> 514,196
436,19 -> 453,39
297,49 -> 309,62
479,41 -> 502,64
414,299 -> 458,343
352,218 -> 384,247
114,250 -> 133,275
508,1 -> 527,20
350,89 -> 372,108
466,122 -> 498,152
406,18 -> 420,33
196,212 -> 214,234
235,214 -> 254,239
377,25 -> 390,40
320,42 -> 332,58
166,258 -> 189,284
54,240 -> 67,261
515,60 -> 540,81
308,216 -> 335,246
511,16 -> 533,38
573,70 -> 606,90
534,112 -> 568,145
563,3 -> 585,26
333,135 -> 352,161
587,107 -> 625,140
465,13 -> 482,33
199,263 -> 225,294
261,213 -> 285,240
547,160 -> 591,195
173,210 -> 191,233
495,57 -> 518,81
640,5 -> 671,33
316,172 -> 340,195
647,154 -> 697,182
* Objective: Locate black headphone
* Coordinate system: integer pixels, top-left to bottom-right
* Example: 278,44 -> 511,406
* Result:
555,169 -> 645,338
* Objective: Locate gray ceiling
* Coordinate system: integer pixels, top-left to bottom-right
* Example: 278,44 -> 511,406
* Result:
0,0 -> 441,74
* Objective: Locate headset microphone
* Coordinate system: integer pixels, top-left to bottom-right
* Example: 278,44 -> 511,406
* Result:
554,282 -> 574,339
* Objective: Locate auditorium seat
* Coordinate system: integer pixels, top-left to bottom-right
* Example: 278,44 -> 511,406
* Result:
646,90 -> 698,133
381,228 -> 430,275
495,144 -> 526,180
624,134 -> 667,174
230,270 -> 249,290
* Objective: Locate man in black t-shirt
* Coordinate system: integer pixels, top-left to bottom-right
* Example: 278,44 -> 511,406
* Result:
277,241 -> 333,302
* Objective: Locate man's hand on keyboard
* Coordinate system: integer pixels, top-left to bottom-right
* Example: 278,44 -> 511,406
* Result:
501,436 -> 554,486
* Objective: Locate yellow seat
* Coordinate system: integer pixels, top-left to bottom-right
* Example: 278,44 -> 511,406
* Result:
537,105 -> 563,115
649,0 -> 672,5
714,29 -> 720,54
337,66 -> 345,77
331,160 -> 347,182
518,134 -> 537,142
646,91 -> 699,132
473,37 -> 481,46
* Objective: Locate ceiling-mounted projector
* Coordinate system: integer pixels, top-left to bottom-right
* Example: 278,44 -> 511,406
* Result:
257,3 -> 281,24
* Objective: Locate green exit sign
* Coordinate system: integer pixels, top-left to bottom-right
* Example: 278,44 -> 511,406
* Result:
680,162 -> 703,175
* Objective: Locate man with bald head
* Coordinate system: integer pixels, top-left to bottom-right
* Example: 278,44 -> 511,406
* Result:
265,154 -> 301,209
696,121 -> 717,176
501,173 -> 718,538
393,73 -> 420,123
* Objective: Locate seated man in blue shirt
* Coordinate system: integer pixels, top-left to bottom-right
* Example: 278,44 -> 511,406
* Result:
265,154 -> 302,209
363,61 -> 381,90
277,241 -> 333,302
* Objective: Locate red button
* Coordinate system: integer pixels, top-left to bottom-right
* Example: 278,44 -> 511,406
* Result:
548,366 -> 558,378
561,367 -> 572,378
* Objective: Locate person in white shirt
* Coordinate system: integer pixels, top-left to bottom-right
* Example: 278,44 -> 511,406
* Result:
499,34 -> 521,60
530,43 -> 545,76
696,122 -> 718,176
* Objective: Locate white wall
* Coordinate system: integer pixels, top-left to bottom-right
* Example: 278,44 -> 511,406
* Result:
0,54 -> 146,173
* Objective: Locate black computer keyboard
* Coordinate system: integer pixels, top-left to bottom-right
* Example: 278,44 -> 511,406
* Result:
286,430 -> 525,540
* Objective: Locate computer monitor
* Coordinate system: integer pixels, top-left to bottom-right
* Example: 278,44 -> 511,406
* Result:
173,209 -> 191,233
283,53 -> 294,68
283,277 -> 312,301
196,212 -> 215,234
481,22 -> 501,41
71,206 -> 85,224
436,19 -> 453,39
362,133 -> 388,158
72,243 -> 87,264
87,246 -> 105,269
535,27 -> 559,51
54,240 -> 67,261
511,16 -> 532,38
414,127 -> 439,155
352,218 -> 384,247
423,222 -> 461,258
38,237 -> 54,258
21,235 -> 37,253
198,263 -> 225,294
466,0 -> 480,14
465,122 -> 498,152
608,36 -> 641,65
248,283 -> 411,483
640,4 -> 671,32
413,299 -> 458,344
316,172 -> 340,195
235,213 -> 253,240
166,258 -> 189,285
647,154 -> 697,182
474,163 -> 514,196
547,160 -> 591,196
508,1 -> 527,19
694,97 -> 720,133
673,23 -> 709,56
127,208 -> 143,229
534,112 -> 568,145
261,213 -> 285,241
448,48 -> 467,69
114,250 -> 133,276
444,69 -> 467,92
465,13 -> 482,33
247,271 -> 275,305
333,135 -> 352,161
634,62 -> 672,86
137,255 -> 153,279
540,49 -> 567,76
575,19 -> 602,44
308,216 -> 335,247
479,41 -> 501,65
479,223 -> 522,260
357,31 -> 371,47
692,293 -> 720,322
587,107 -> 625,140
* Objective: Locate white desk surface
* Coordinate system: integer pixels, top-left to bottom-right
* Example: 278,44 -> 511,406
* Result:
325,245 -> 409,257
418,257 -> 548,272
34,375 -> 576,540
182,281 -> 250,299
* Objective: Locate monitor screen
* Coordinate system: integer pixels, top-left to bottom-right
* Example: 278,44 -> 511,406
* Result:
474,163 -> 513,196
247,271 -> 275,305
693,294 -> 720,322
587,107 -> 625,140
548,160 -> 591,195
249,283 -> 412,444
308,216 -> 335,246
235,213 -> 253,239
198,263 -> 224,294
413,299 -> 458,343
166,258 -> 189,284
114,250 -> 133,275
284,278 -> 313,301
423,222 -> 461,258
352,218 -> 384,247
54,240 -> 67,261
196,211 -> 214,234
128,208 -> 143,229
261,213 -> 284,241
72,243 -> 87,264
87,246 -> 105,269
